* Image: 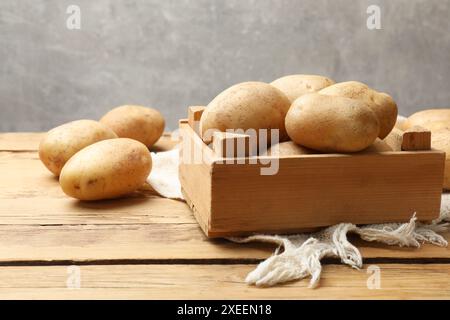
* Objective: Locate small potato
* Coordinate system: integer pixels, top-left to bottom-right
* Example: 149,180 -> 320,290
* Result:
100,105 -> 165,148
270,74 -> 335,102
285,93 -> 380,153
404,109 -> 450,132
382,127 -> 404,151
319,81 -> 398,139
39,120 -> 117,176
200,82 -> 291,143
395,115 -> 408,131
431,129 -> 450,190
262,141 -> 315,156
60,138 -> 152,201
361,138 -> 394,153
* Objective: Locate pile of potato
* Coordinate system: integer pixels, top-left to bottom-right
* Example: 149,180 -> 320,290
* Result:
199,74 -> 450,189
200,75 -> 397,152
39,105 -> 165,200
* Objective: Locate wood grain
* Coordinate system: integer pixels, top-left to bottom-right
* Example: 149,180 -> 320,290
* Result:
0,223 -> 446,263
0,264 -> 448,299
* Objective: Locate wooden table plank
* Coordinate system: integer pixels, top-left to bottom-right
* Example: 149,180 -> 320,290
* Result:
0,224 -> 447,263
0,264 -> 448,299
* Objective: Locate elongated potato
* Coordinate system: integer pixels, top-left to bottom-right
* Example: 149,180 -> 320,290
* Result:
431,129 -> 450,190
270,74 -> 335,102
100,105 -> 165,148
200,82 -> 291,143
319,81 -> 397,139
262,141 -> 315,156
285,93 -> 380,152
39,120 -> 117,176
60,138 -> 152,201
404,109 -> 450,132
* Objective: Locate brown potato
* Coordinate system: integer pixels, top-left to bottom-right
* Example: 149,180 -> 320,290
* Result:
262,141 -> 315,156
285,93 -> 380,152
100,105 -> 165,148
200,82 -> 291,143
319,81 -> 398,139
59,138 -> 152,201
270,74 -> 335,102
362,138 -> 394,153
404,109 -> 450,132
39,120 -> 117,176
382,127 -> 404,151
431,129 -> 450,190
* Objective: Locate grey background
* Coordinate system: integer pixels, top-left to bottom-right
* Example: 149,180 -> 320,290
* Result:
1,0 -> 449,132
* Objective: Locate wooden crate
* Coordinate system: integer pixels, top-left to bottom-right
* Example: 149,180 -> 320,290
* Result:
179,107 -> 445,238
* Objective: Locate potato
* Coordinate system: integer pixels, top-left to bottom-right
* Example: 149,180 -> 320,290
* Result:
285,93 -> 380,152
431,129 -> 450,190
404,109 -> 450,132
200,82 -> 291,143
100,105 -> 165,148
60,138 -> 152,200
319,81 -> 397,139
395,115 -> 408,131
382,127 -> 404,151
39,120 -> 117,176
270,74 -> 335,102
262,141 -> 315,156
362,138 -> 394,153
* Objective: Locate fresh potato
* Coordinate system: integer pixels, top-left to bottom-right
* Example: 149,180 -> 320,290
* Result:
319,81 -> 397,139
100,105 -> 165,148
285,93 -> 380,152
262,141 -> 315,156
395,115 -> 408,131
382,127 -> 404,151
362,138 -> 394,153
431,129 -> 450,190
270,74 -> 335,102
200,82 -> 291,143
60,138 -> 152,200
39,120 -> 117,176
404,109 -> 450,132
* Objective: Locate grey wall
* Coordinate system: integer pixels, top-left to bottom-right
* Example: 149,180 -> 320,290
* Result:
1,0 -> 449,132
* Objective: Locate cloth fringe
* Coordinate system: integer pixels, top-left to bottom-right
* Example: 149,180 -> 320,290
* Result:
229,198 -> 450,288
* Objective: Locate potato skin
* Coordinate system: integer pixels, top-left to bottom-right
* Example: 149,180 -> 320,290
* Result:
404,109 -> 450,132
319,81 -> 397,139
270,74 -> 335,103
431,129 -> 450,190
263,141 -> 315,156
39,120 -> 117,176
59,138 -> 152,201
199,82 -> 291,143
100,105 -> 165,148
285,93 -> 380,152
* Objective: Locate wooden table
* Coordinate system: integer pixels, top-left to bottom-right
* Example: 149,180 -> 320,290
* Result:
0,132 -> 449,299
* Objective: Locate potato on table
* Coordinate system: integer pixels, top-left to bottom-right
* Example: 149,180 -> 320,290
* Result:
431,129 -> 450,190
39,120 -> 117,176
100,105 -> 165,148
404,109 -> 450,132
59,138 -> 152,201
285,93 -> 380,153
